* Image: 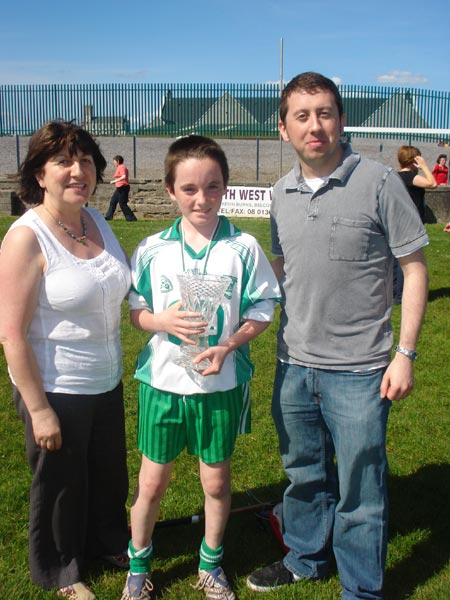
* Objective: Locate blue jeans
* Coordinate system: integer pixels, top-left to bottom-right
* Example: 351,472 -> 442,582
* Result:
272,361 -> 391,600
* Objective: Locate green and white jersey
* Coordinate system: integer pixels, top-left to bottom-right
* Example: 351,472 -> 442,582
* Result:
129,216 -> 281,395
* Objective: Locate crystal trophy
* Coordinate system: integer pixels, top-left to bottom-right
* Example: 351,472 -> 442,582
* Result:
175,271 -> 229,371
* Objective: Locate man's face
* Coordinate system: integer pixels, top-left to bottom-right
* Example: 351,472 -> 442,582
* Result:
279,89 -> 345,177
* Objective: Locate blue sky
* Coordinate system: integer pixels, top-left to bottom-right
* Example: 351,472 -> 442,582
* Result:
1,0 -> 448,90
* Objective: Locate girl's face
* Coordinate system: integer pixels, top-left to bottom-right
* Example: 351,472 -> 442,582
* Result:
165,157 -> 226,231
36,148 -> 96,208
439,156 -> 447,166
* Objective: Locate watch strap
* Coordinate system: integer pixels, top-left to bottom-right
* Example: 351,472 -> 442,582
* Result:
395,345 -> 417,361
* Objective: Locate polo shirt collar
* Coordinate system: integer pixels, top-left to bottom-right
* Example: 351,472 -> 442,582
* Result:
284,142 -> 361,191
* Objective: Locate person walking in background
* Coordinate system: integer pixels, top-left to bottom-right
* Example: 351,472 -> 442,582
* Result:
397,146 -> 436,222
120,135 -> 280,600
0,121 -> 131,600
105,155 -> 137,221
246,72 -> 428,600
432,153 -> 448,185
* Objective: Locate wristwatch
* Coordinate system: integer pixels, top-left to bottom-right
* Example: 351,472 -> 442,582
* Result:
395,345 -> 418,361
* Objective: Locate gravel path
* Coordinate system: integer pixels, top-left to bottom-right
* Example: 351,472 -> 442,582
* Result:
0,135 -> 445,185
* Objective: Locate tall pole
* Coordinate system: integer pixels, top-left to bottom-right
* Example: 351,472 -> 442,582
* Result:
279,37 -> 284,179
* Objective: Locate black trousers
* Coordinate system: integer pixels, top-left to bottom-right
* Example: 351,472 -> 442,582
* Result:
14,382 -> 129,589
105,185 -> 137,221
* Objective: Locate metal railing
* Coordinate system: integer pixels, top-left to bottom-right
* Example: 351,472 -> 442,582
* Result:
1,82 -> 449,142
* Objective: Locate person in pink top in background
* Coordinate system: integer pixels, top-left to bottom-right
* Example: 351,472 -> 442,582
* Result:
105,155 -> 137,221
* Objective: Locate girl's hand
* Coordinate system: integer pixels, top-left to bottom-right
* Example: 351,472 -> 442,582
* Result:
193,345 -> 229,376
158,301 -> 207,344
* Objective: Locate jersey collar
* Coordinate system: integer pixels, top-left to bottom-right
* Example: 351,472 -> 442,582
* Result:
160,215 -> 241,242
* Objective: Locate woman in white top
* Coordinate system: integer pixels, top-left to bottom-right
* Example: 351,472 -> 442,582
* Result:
0,121 -> 131,600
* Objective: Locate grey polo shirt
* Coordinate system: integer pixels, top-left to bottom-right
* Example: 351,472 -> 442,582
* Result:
271,143 -> 429,370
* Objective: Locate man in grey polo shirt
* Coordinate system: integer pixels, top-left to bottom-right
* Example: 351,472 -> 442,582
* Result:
247,72 -> 428,600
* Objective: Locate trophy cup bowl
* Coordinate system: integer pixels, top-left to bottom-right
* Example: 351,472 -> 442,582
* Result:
175,271 -> 229,371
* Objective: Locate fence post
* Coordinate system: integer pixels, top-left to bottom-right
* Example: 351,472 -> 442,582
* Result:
15,135 -> 20,172
256,138 -> 260,181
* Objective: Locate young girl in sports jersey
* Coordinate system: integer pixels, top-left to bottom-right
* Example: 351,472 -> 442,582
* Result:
121,135 -> 280,600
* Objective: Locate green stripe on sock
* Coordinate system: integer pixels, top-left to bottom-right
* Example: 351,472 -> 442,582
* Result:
199,537 -> 224,571
128,540 -> 153,574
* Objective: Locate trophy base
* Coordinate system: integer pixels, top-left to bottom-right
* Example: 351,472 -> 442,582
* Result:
174,354 -> 211,372
175,343 -> 211,372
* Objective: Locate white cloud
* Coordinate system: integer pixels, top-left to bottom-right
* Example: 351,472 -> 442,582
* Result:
331,76 -> 343,86
376,70 -> 429,85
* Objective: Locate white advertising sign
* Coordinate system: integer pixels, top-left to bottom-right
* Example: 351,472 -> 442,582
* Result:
219,185 -> 272,218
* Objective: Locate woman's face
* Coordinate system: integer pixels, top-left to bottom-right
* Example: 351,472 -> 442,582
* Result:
36,147 -> 97,207
439,156 -> 447,166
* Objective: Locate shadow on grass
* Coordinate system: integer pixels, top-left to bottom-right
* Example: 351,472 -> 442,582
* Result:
386,463 -> 450,599
87,467 -> 450,598
428,287 -> 450,302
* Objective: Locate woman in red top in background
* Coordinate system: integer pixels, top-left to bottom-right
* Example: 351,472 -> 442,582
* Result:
105,155 -> 137,221
432,154 -> 448,185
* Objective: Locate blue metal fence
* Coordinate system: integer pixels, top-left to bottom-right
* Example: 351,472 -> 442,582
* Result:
1,83 -> 449,142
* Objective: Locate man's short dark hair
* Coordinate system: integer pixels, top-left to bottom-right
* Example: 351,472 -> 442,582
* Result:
279,72 -> 344,123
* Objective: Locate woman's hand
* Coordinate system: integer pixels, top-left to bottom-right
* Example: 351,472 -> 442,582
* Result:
412,155 -> 437,189
413,155 -> 427,170
31,406 -> 62,451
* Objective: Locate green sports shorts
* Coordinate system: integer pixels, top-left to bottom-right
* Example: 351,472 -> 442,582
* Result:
137,382 -> 250,465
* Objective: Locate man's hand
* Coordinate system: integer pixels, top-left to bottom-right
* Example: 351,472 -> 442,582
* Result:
380,353 -> 414,401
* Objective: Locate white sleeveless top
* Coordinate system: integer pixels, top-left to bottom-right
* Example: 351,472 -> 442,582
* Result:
8,207 -> 131,394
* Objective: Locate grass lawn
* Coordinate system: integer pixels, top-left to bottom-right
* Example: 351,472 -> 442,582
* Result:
0,216 -> 449,599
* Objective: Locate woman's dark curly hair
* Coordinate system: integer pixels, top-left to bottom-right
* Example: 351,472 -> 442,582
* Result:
19,120 -> 107,205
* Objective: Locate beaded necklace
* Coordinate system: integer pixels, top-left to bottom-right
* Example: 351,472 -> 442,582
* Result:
43,205 -> 87,246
